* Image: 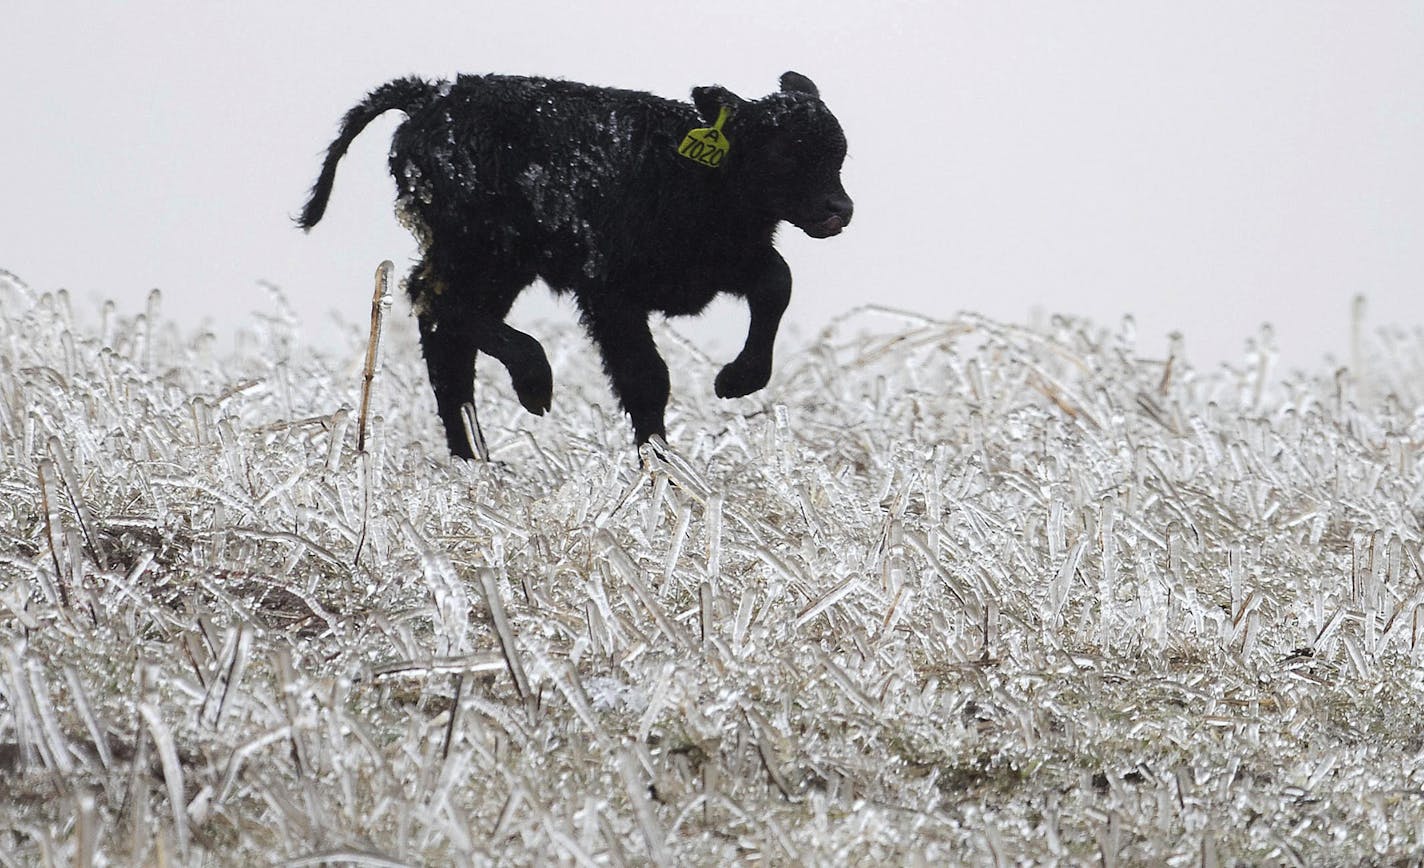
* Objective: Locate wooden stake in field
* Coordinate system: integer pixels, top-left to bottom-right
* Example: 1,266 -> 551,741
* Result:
357,260 -> 393,454
355,260 -> 393,566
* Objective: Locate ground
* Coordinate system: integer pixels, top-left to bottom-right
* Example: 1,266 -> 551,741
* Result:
1,270 -> 1422,864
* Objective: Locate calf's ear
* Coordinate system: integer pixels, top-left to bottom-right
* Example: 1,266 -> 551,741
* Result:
692,85 -> 746,123
779,71 -> 820,98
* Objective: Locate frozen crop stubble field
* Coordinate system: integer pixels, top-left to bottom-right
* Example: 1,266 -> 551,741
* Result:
2,267 -> 1424,864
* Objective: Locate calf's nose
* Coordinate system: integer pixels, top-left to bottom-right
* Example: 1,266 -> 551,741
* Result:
827,194 -> 854,226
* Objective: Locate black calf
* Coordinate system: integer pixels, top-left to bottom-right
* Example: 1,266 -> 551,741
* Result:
300,71 -> 852,458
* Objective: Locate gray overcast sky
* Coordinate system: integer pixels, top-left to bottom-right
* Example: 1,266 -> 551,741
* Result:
3,1 -> 1421,371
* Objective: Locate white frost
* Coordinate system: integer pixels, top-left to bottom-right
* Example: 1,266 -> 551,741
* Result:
0,270 -> 1422,863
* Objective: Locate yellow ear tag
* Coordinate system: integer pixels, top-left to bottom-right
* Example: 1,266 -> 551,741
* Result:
677,106 -> 731,168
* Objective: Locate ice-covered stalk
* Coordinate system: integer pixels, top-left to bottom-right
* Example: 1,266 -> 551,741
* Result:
357,260 -> 393,454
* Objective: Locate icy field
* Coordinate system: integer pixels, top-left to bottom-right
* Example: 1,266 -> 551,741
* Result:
3,267 -> 1424,865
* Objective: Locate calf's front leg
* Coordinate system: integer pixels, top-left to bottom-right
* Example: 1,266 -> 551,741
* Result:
582,302 -> 671,445
715,251 -> 792,399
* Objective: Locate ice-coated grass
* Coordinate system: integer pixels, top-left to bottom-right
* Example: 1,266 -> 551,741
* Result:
2,267 -> 1424,865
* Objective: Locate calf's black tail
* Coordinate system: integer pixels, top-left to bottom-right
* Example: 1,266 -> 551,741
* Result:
297,76 -> 440,230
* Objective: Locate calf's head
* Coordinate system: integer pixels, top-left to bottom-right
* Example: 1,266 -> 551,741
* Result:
693,72 -> 854,239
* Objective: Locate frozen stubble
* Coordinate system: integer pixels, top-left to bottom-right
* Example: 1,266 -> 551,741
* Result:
1,268 -> 1424,861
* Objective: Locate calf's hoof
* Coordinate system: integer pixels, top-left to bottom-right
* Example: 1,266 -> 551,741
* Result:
443,428 -> 477,461
715,357 -> 771,399
511,363 -> 553,415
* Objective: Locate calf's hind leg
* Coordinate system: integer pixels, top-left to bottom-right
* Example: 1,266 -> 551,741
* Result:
408,259 -> 553,459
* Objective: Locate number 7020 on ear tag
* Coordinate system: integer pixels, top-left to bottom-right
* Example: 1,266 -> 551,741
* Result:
677,106 -> 731,167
